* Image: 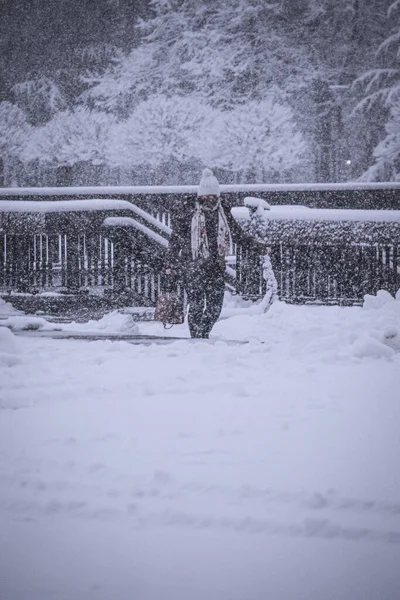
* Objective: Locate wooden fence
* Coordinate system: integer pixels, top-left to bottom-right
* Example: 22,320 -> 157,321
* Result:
0,184 -> 399,314
236,243 -> 399,305
3,233 -> 397,311
0,232 -> 161,300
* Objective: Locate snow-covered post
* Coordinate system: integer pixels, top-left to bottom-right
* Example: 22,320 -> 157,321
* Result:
231,198 -> 279,301
262,250 -> 279,305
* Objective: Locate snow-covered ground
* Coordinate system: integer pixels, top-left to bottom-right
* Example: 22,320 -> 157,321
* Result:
1,291 -> 400,600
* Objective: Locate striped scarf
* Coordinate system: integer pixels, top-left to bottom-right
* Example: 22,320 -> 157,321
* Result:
191,201 -> 232,260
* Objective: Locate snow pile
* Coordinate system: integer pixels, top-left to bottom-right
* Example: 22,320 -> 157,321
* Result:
63,310 -> 139,335
351,336 -> 395,360
0,326 -> 18,352
363,289 -> 398,310
221,259 -> 277,320
233,201 -> 400,226
220,296 -> 274,320
0,296 -> 23,318
211,288 -> 400,361
363,289 -> 400,310
0,326 -> 21,367
2,315 -> 55,331
360,289 -> 400,355
2,308 -> 140,336
2,287 -> 399,362
222,291 -> 255,310
103,287 -> 400,361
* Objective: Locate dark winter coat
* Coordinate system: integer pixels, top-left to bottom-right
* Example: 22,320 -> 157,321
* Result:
164,195 -> 237,282
161,194 -> 265,338
163,194 -> 264,289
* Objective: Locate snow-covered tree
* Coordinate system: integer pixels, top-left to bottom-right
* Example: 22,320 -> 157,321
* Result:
77,45 -> 127,113
303,1 -> 385,81
22,108 -> 115,168
106,93 -> 307,183
210,98 -> 307,182
0,101 -> 31,185
2,0 -> 397,185
353,2 -> 399,113
208,0 -> 314,104
81,1 -> 210,113
353,1 -> 400,179
361,95 -> 400,181
12,77 -> 68,125
107,95 -> 216,172
82,0 -> 315,113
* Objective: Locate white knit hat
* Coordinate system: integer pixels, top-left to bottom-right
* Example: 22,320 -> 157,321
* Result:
197,168 -> 220,197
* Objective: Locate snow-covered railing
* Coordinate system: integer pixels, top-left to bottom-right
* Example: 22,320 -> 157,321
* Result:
1,181 -> 400,198
233,199 -> 400,304
0,199 -> 172,236
257,206 -> 400,223
0,199 -> 169,301
0,182 -> 399,217
1,188 -> 400,307
232,202 -> 400,245
103,217 -> 169,248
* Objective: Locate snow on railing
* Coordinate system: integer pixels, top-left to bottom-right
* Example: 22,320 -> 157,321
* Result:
264,206 -> 400,223
103,217 -> 169,247
232,200 -> 400,246
0,199 -> 172,235
235,200 -> 400,224
1,181 -> 400,198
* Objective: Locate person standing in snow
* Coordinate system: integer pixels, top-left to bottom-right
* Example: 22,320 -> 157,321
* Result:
164,168 -> 232,338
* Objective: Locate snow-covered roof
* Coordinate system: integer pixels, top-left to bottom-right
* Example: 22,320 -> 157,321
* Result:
0,181 -> 400,197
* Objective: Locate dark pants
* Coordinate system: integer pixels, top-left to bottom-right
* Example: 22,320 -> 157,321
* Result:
184,262 -> 225,338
